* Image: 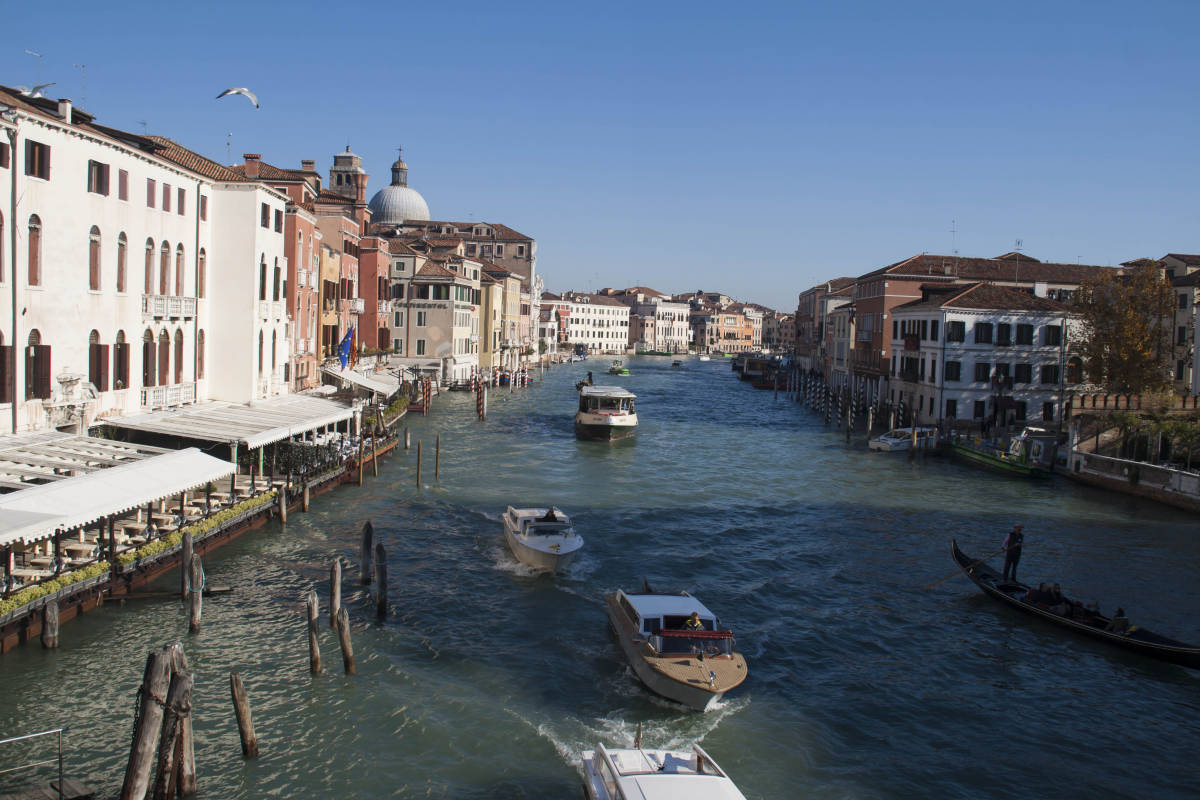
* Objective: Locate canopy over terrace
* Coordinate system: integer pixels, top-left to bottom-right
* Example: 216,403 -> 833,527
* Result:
0,447 -> 235,547
321,366 -> 400,398
0,431 -> 175,492
102,395 -> 358,450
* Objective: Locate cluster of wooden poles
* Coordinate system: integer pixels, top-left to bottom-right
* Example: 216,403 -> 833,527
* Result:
777,369 -> 909,441
305,521 -> 388,676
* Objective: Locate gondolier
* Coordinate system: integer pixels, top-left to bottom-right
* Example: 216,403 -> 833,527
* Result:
1002,524 -> 1024,583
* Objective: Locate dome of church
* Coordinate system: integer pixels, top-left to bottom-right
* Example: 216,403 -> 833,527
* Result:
368,150 -> 430,224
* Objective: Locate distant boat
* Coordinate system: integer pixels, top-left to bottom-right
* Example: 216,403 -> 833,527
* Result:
868,427 -> 937,452
581,742 -> 748,800
671,360 -> 683,368
698,355 -> 711,362
607,360 -> 631,376
575,385 -> 638,441
950,426 -> 1057,478
501,506 -> 582,571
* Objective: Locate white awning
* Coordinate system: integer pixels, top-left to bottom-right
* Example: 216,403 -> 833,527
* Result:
321,367 -> 399,397
0,448 -> 236,546
104,396 -> 357,449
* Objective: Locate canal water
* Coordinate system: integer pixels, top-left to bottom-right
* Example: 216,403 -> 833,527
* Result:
1,357 -> 1198,799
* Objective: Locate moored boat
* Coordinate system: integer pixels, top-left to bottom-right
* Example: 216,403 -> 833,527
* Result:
575,385 -> 638,440
501,506 -> 582,571
582,742 -> 748,800
603,587 -> 748,710
868,426 -> 937,452
951,540 -> 1200,668
950,426 -> 1057,478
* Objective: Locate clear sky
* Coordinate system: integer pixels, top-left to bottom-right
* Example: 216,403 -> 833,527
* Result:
4,1 -> 1198,308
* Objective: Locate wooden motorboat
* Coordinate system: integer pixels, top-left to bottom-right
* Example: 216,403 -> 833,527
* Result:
951,540 -> 1200,668
603,587 -> 748,710
868,426 -> 937,452
607,360 -> 631,376
582,742 -> 747,800
949,427 -> 1057,478
576,385 -> 637,441
502,506 -> 581,571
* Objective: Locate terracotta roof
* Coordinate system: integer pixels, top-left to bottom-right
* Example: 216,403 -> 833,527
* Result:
141,137 -> 244,181
541,291 -> 562,301
483,264 -> 515,278
859,253 -> 1115,285
1164,253 -> 1200,265
387,240 -> 419,256
481,273 -> 500,286
426,238 -> 464,248
315,190 -> 354,205
228,160 -> 317,182
404,220 -> 532,241
415,261 -> 459,279
893,282 -> 1070,313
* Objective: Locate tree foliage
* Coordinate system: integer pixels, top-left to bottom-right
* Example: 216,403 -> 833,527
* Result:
1073,262 -> 1174,395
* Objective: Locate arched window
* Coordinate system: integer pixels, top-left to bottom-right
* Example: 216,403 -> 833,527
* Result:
88,226 -> 102,290
116,233 -> 127,293
27,215 -> 41,286
141,328 -> 155,387
173,329 -> 184,384
197,249 -> 206,299
157,328 -> 170,387
197,330 -> 206,379
144,238 -> 155,294
114,330 -> 129,390
271,329 -> 277,369
25,328 -> 49,400
257,330 -> 264,373
1066,356 -> 1084,385
259,256 -> 267,301
273,257 -> 281,301
87,329 -> 109,391
175,244 -> 185,297
159,242 -> 170,295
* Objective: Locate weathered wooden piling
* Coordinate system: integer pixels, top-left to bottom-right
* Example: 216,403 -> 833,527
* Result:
121,648 -> 172,800
335,606 -> 355,675
230,672 -> 259,758
435,434 -> 441,479
404,427 -> 410,450
374,542 -> 388,621
180,529 -> 193,602
41,600 -> 59,649
188,554 -> 203,633
329,559 -> 342,628
306,590 -> 321,674
357,434 -> 364,486
150,668 -> 194,800
416,440 -> 422,486
277,489 -> 287,524
302,482 -> 310,512
167,643 -> 196,797
359,521 -> 374,585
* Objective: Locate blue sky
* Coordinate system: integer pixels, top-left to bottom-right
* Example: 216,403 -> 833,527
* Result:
4,1 -> 1198,307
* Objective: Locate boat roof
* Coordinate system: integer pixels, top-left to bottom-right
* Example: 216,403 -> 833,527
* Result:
508,507 -> 572,524
624,775 -> 746,800
580,385 -> 636,399
622,592 -> 716,620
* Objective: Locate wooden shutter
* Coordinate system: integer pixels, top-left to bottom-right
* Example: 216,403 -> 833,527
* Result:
98,345 -> 110,392
34,345 -> 52,400
0,345 -> 12,403
157,339 -> 169,386
89,342 -> 102,388
142,341 -> 155,387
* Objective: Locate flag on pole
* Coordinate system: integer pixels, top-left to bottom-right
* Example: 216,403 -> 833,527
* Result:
350,327 -> 358,370
338,327 -> 355,370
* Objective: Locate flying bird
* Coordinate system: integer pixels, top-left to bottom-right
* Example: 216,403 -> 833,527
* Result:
216,87 -> 259,109
15,82 -> 56,98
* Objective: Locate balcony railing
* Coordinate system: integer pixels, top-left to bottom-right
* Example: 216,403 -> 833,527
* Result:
141,294 -> 196,320
339,298 -> 365,314
257,300 -> 285,320
378,301 -> 389,315
140,382 -> 196,410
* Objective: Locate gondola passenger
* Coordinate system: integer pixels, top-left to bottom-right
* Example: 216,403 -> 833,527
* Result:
1106,608 -> 1130,634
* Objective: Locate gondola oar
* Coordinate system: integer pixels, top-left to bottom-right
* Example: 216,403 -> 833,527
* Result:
922,545 -> 1009,590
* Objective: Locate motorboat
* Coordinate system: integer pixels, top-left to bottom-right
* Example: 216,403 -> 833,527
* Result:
501,506 -> 583,571
603,586 -> 747,710
868,426 -> 937,452
582,742 -> 748,800
607,360 -> 631,376
671,360 -> 683,368
576,385 -> 638,441
949,427 -> 1058,478
698,355 -> 711,362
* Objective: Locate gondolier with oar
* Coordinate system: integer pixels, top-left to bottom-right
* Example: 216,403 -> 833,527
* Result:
1001,524 -> 1024,583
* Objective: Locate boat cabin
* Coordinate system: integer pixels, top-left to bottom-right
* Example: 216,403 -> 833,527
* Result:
505,506 -> 574,537
578,386 -> 636,414
616,591 -> 734,656
1007,427 -> 1059,468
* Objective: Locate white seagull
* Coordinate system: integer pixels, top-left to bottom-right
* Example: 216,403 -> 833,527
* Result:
15,82 -> 56,98
216,87 -> 259,109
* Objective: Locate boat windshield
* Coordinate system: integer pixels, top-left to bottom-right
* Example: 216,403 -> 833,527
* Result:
650,630 -> 735,656
582,397 -> 633,413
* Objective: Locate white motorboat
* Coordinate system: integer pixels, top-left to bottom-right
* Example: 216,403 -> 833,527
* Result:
603,587 -> 747,711
582,742 -> 748,800
501,506 -> 582,571
576,385 -> 638,441
868,426 -> 937,452
698,355 -> 711,362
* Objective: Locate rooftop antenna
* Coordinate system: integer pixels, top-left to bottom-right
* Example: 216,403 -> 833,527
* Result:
1014,238 -> 1023,287
226,131 -> 233,161
72,63 -> 86,107
950,219 -> 960,276
24,49 -> 42,85
137,120 -> 148,135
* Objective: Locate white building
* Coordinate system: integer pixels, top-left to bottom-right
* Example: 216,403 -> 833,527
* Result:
609,287 -> 690,353
888,283 -> 1080,429
559,292 -> 631,354
0,87 -> 289,435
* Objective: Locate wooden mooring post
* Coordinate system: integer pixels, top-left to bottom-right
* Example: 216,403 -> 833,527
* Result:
167,643 -> 196,797
416,441 -> 422,487
230,672 -> 259,758
41,599 -> 59,649
306,590 -> 321,675
277,489 -> 287,524
404,427 -> 410,450
375,542 -> 388,621
360,522 -> 374,585
435,434 -> 441,479
150,667 -> 194,800
120,647 -> 172,800
180,529 -> 193,602
335,606 -> 355,675
302,482 -> 310,512
329,559 -> 342,628
188,554 -> 203,634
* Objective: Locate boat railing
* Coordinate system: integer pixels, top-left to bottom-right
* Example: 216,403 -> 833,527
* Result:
0,728 -> 67,799
648,629 -> 734,656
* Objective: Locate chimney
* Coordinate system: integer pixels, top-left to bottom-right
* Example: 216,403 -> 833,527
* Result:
243,153 -> 262,179
301,159 -> 315,171
57,98 -> 72,122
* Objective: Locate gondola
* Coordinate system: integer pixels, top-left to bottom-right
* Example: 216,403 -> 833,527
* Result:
951,540 -> 1200,669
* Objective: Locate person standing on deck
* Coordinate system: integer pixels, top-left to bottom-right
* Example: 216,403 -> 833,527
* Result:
1002,524 -> 1024,583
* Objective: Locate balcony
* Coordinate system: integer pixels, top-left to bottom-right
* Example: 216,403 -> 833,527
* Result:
378,300 -> 389,315
339,298 -> 366,314
141,294 -> 196,321
856,330 -> 874,342
140,382 -> 196,410
257,300 -> 285,321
